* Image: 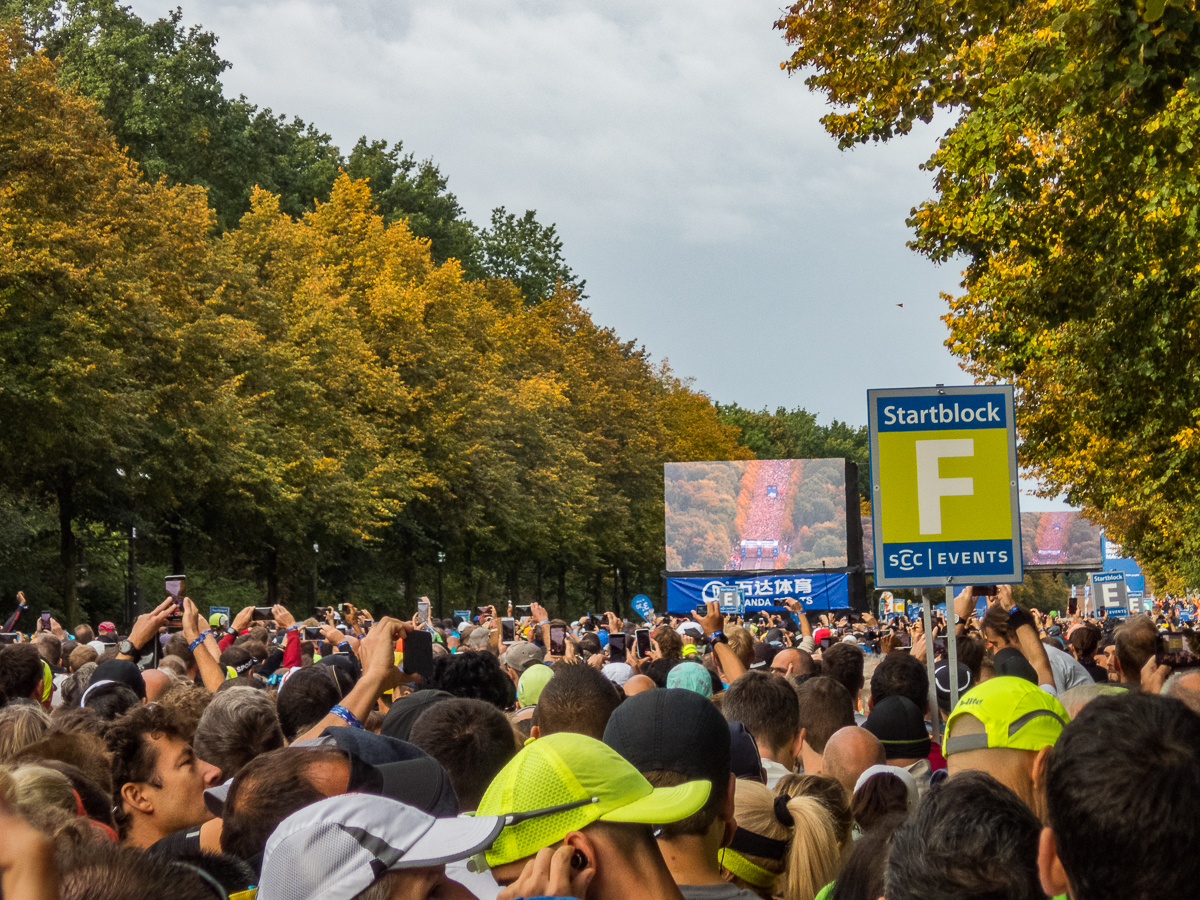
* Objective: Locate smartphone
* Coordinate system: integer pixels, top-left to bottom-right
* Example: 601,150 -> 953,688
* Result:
819,637 -> 832,650
251,607 -> 275,621
549,625 -> 567,656
1159,632 -> 1200,669
40,610 -> 51,630
635,628 -> 651,658
304,626 -> 322,641
971,585 -> 998,597
0,633 -> 18,645
403,630 -> 435,680
165,575 -> 186,599
164,613 -> 184,633
694,604 -> 708,617
501,617 -> 515,642
417,600 -> 431,628
609,632 -> 627,663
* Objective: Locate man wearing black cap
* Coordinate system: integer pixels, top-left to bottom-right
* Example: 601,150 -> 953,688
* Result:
863,696 -> 932,795
603,690 -> 759,900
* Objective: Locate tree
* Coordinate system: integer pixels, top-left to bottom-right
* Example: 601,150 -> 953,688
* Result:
479,207 -> 584,304
0,22 -> 224,622
776,0 -> 1200,587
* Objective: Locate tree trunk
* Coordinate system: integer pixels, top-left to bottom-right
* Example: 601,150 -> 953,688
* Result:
557,562 -> 567,618
266,546 -> 279,605
536,559 -> 543,606
507,563 -> 520,608
169,516 -> 184,575
56,473 -> 79,628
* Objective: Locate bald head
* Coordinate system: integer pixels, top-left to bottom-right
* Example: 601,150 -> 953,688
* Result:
821,726 -> 886,799
623,675 -> 656,697
141,668 -> 174,702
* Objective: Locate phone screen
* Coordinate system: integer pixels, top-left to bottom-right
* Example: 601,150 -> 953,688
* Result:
549,626 -> 567,656
635,628 -> 651,658
0,633 -> 18,645
40,611 -> 51,629
609,632 -> 627,663
165,575 -> 186,598
164,613 -> 184,633
403,630 -> 435,680
501,617 -> 515,642
251,607 -> 274,621
417,601 -> 430,626
304,626 -> 322,641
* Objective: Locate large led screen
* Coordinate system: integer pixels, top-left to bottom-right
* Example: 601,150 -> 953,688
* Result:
664,459 -> 849,572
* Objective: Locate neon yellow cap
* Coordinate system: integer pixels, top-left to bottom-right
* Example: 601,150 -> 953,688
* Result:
477,732 -> 710,867
41,659 -> 53,703
517,664 -> 553,708
943,676 -> 1070,756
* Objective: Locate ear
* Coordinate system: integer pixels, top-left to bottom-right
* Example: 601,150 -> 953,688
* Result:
529,725 -> 541,740
793,727 -> 806,756
121,781 -> 154,816
1037,827 -> 1071,897
1031,745 -> 1052,793
867,695 -> 874,712
718,772 -> 737,825
561,829 -> 599,889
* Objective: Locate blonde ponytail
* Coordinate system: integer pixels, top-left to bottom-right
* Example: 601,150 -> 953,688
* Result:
780,795 -> 839,900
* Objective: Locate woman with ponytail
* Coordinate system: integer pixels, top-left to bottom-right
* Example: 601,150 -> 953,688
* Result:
720,777 -> 841,900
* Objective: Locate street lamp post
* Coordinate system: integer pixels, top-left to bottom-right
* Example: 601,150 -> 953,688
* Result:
312,543 -> 319,606
436,551 -> 446,619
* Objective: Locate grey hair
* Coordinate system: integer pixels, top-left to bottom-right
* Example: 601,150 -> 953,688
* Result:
158,655 -> 188,678
466,628 -> 492,650
193,687 -> 285,781
1058,682 -> 1123,719
59,662 -> 98,708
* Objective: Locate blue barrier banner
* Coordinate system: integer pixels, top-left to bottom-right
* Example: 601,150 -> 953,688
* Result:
666,573 -> 848,614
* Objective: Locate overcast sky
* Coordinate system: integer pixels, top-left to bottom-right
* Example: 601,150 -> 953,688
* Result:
128,0 -> 1066,509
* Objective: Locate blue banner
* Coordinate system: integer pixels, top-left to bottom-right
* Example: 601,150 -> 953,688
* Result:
666,573 -> 848,615
631,594 -> 655,622
875,394 -> 1009,432
881,540 -> 1018,581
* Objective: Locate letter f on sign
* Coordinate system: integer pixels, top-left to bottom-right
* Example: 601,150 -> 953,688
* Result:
915,439 -> 974,534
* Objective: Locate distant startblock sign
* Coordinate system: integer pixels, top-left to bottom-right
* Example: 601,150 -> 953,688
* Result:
869,385 -> 1023,588
1090,571 -> 1128,613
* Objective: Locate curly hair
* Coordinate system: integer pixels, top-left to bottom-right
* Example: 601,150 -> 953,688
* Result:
438,651 -> 511,710
103,704 -> 184,837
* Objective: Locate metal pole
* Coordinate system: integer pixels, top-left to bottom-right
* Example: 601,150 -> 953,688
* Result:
921,588 -> 940,744
946,583 -> 959,709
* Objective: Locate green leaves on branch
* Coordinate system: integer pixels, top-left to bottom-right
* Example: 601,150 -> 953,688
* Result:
777,0 -> 1200,588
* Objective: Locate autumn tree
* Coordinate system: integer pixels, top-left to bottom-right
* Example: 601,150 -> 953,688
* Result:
777,0 -> 1200,586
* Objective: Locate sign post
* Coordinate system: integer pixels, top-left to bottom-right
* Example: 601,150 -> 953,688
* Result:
869,385 -> 1023,735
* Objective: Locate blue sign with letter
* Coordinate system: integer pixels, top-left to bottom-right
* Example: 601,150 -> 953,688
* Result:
665,573 -> 848,615
631,594 -> 655,623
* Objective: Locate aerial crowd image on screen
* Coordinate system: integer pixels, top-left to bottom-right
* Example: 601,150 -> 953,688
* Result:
664,459 -> 849,572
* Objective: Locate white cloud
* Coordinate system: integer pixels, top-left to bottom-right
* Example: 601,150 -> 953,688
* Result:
132,0 -> 968,423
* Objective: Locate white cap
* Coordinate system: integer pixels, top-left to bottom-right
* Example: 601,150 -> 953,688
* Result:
601,662 -> 633,686
259,794 -> 505,900
676,622 -> 704,639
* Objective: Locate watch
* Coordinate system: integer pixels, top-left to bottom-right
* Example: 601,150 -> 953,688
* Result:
118,639 -> 138,656
707,630 -> 728,646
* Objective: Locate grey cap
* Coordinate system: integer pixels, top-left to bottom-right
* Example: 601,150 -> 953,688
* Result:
500,641 -> 545,673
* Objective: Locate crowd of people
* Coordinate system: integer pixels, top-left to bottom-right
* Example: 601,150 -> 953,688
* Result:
0,584 -> 1198,900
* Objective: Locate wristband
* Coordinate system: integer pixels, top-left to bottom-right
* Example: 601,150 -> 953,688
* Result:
338,641 -> 352,652
707,630 -> 728,646
330,704 -> 364,730
286,625 -> 298,633
189,631 -> 211,652
1007,606 -> 1034,631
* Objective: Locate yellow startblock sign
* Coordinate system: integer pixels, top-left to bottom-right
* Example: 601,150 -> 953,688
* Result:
868,386 -> 1022,588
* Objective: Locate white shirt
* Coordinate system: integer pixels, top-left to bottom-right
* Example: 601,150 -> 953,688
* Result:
761,757 -> 794,789
1046,644 -> 1094,693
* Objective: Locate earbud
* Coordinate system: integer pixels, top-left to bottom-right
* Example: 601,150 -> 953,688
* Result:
570,850 -> 589,871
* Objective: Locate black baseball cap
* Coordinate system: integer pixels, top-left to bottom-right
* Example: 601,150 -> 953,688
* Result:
602,688 -> 731,788
728,721 -> 766,783
992,647 -> 1038,684
88,659 -> 146,700
864,696 -> 932,760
